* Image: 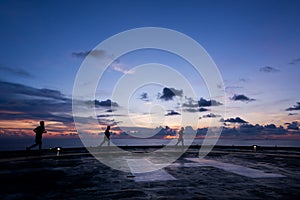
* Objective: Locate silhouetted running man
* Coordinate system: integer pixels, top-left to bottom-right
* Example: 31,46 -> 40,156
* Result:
99,126 -> 111,146
175,127 -> 184,146
26,121 -> 47,151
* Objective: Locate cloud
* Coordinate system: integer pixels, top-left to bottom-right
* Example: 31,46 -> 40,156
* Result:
259,66 -> 280,73
111,60 -> 134,74
184,107 -> 210,113
223,123 -> 287,136
286,102 -> 300,111
183,108 -> 198,112
0,81 -> 124,137
287,121 -> 299,130
230,94 -> 255,102
165,110 -> 181,116
0,80 -> 67,101
0,111 -> 74,124
72,49 -> 133,74
140,92 -> 149,101
197,124 -> 278,137
96,99 -> 118,107
0,81 -> 74,126
97,114 -> 113,118
182,97 -> 199,108
199,108 -> 209,112
97,118 -> 120,126
288,58 -> 300,65
71,50 -> 106,58
288,113 -> 298,116
106,123 -> 296,139
0,66 -> 32,78
182,97 -> 221,112
0,81 -> 120,127
96,114 -> 123,126
160,87 -> 183,101
198,98 -> 222,107
223,117 -> 248,124
202,113 -> 221,118
97,114 -> 124,118
86,99 -> 119,107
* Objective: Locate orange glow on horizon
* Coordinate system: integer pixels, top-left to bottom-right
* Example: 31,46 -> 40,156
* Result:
0,117 -> 299,140
164,135 -> 177,139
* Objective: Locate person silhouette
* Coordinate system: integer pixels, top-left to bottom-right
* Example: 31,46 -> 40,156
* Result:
99,126 -> 111,147
26,121 -> 47,151
175,127 -> 184,146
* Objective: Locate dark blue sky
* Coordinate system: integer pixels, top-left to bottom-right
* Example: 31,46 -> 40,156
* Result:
0,0 -> 300,134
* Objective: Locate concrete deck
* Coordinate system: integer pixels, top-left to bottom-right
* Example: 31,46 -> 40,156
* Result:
0,146 -> 299,199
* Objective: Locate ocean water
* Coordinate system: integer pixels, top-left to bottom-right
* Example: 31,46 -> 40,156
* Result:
0,137 -> 300,151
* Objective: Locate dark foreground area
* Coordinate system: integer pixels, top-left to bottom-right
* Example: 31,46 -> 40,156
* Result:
0,146 -> 300,200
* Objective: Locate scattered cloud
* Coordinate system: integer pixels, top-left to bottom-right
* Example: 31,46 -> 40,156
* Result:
182,97 -> 222,110
0,66 -> 32,78
259,66 -> 280,73
286,102 -> 300,111
288,58 -> 300,65
165,110 -> 181,116
198,98 -> 222,107
0,81 -> 121,130
72,49 -> 133,74
0,80 -> 67,101
0,81 -> 74,125
140,92 -> 149,101
286,121 -> 299,130
230,94 -> 255,102
0,80 -> 126,138
97,114 -> 124,118
71,50 -> 106,58
183,108 -> 198,112
184,107 -> 210,113
111,60 -> 134,74
86,99 -> 119,107
160,87 -> 183,101
288,113 -> 298,116
115,123 -> 298,139
182,97 -> 199,108
199,108 -> 210,112
222,117 -> 248,124
96,99 -> 118,107
199,108 -> 209,112
97,118 -> 120,126
220,123 -> 288,136
97,114 -> 113,118
1,80 -> 299,139
224,78 -> 249,93
202,113 -> 221,118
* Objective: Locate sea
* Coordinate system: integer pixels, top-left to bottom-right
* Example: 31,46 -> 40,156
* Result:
0,137 -> 300,151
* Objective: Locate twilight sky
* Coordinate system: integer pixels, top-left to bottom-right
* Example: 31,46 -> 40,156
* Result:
0,0 -> 300,138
